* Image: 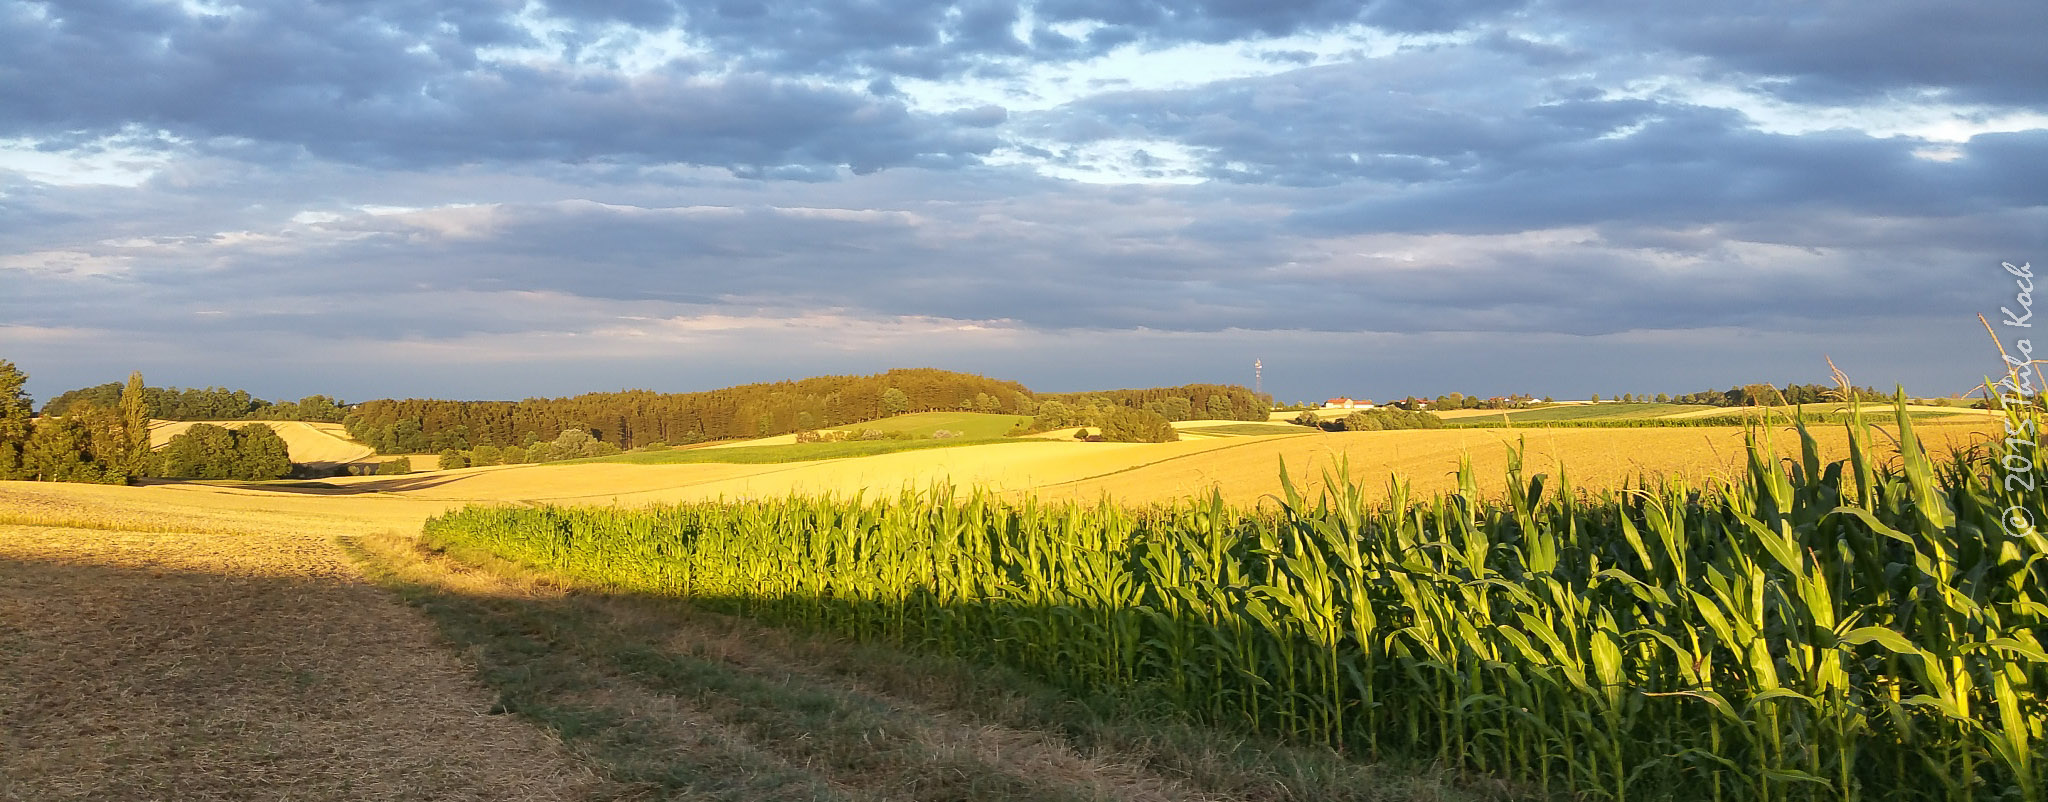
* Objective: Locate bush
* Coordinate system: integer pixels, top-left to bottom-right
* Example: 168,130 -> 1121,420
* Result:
375,457 -> 412,476
1099,407 -> 1178,443
1341,409 -> 1445,432
439,449 -> 470,470
152,422 -> 291,480
931,429 -> 961,439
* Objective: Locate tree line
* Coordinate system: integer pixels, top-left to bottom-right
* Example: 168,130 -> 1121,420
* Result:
341,371 -> 1266,455
0,363 -> 153,483
41,381 -> 347,422
342,368 -> 1037,454
1023,383 -> 1270,436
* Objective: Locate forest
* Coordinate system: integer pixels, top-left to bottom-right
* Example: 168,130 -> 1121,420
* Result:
342,370 -> 1270,454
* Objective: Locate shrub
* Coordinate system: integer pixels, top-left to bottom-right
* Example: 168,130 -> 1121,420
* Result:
931,429 -> 961,439
1099,407 -> 1178,443
1341,409 -> 1444,432
375,457 -> 412,476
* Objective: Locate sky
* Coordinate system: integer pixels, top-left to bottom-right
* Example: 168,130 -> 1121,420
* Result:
2,0 -> 2043,404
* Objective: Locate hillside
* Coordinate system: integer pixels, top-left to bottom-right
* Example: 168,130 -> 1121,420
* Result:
342,370 -> 1269,456
149,420 -> 377,467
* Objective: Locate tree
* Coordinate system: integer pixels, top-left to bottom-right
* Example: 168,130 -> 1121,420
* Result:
155,423 -> 237,479
229,424 -> 292,479
23,416 -> 107,482
119,371 -> 151,475
376,457 -> 412,476
1099,407 -> 1178,443
438,449 -> 470,470
1206,394 -> 1233,420
0,360 -> 31,479
973,392 -> 1000,413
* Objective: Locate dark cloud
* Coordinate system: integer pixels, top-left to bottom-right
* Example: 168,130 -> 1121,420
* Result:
0,0 -> 994,174
1,0 -> 2039,404
1561,0 -> 2048,107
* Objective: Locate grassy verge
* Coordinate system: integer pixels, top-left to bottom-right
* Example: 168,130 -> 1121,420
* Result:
345,532 -> 1509,802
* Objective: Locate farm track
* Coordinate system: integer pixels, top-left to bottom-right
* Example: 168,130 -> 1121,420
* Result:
0,487 -> 619,801
355,535 -> 1263,802
0,479 -> 1479,802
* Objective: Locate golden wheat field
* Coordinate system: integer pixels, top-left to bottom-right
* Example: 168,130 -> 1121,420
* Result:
0,415 -> 2010,801
149,419 -> 378,465
20,415 -> 2005,515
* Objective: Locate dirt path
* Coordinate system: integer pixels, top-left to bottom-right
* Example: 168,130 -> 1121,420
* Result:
0,480 -> 1480,801
354,535 -> 1477,802
0,485 -> 622,801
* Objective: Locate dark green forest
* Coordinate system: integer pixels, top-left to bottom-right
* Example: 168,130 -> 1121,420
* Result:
341,370 -> 1271,454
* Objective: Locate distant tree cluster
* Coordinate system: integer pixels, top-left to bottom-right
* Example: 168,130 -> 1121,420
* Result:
343,369 -> 1036,454
1665,383 -> 1889,407
150,423 -> 292,480
41,381 -> 346,422
1289,408 -> 1446,432
1097,407 -> 1179,443
0,364 -> 153,484
1038,384 -> 1268,423
1024,384 -> 1267,434
1428,392 -> 1538,410
436,429 -> 624,469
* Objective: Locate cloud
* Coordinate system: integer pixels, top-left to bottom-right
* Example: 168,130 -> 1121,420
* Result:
0,1 -> 997,174
0,0 -> 2038,404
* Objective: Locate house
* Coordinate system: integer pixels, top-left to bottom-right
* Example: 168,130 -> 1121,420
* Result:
1323,398 -> 1379,410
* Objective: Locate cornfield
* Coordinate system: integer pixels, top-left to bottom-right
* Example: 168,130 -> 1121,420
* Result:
424,401 -> 2047,801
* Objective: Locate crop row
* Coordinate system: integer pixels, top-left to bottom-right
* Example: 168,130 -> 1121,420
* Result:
424,402 -> 2046,801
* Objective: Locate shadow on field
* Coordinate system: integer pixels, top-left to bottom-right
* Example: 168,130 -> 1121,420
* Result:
348,536 -> 1503,802
0,538 -> 1496,802
0,554 -> 611,802
133,473 -> 475,496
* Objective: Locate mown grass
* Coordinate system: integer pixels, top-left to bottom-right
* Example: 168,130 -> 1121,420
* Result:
559,436 -> 1038,466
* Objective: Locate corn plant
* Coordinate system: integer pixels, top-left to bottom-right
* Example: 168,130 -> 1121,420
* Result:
424,397 -> 2046,801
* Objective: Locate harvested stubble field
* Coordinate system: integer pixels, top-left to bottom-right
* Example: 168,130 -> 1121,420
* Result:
0,483 -> 617,801
0,416 -> 2011,800
149,419 -> 378,465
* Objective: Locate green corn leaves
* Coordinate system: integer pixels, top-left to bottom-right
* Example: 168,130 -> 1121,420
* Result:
423,399 -> 2047,802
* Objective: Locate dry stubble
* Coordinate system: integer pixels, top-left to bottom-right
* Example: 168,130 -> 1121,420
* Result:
0,484 -> 623,802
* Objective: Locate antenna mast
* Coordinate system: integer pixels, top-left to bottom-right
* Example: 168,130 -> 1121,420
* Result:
1254,358 -> 1263,398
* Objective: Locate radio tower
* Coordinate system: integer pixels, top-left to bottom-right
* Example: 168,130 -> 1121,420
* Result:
1254,359 -> 1263,398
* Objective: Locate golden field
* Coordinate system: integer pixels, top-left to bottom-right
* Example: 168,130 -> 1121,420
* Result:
10,415 -> 2002,520
0,414 -> 2008,801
